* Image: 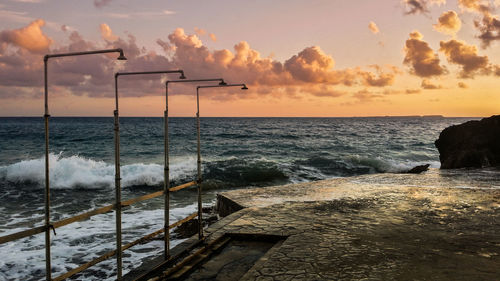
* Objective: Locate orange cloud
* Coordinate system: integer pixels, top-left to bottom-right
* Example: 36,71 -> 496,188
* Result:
209,33 -> 217,42
0,25 -> 399,101
284,46 -> 337,83
194,27 -> 206,36
403,31 -> 446,77
368,21 -> 379,34
99,23 -> 118,42
421,79 -> 442,89
433,11 -> 462,35
439,39 -> 490,77
458,0 -> 491,13
458,81 -> 468,88
0,19 -> 52,53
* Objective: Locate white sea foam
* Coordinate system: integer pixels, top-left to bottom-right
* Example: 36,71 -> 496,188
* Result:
0,203 -> 197,281
0,153 -> 197,189
346,155 -> 440,173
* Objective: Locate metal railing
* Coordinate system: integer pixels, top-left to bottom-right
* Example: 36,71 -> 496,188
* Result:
2,51 -> 248,280
0,67 -> 209,280
0,182 -> 199,280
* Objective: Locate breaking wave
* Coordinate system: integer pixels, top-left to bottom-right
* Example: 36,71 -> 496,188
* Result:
0,153 -> 440,190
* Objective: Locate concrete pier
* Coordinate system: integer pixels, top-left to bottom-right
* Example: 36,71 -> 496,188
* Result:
129,169 -> 499,280
208,170 -> 499,280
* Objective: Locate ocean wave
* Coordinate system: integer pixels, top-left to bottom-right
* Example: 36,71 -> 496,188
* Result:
0,153 -> 442,190
0,153 -> 196,189
293,154 -> 439,176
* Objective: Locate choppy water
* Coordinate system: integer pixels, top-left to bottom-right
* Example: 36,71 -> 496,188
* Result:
0,116 -> 497,280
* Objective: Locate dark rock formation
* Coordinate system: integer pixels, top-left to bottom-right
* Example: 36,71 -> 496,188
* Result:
435,115 -> 500,169
406,164 -> 430,174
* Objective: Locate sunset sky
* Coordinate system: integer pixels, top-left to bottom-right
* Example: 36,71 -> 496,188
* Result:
0,0 -> 499,117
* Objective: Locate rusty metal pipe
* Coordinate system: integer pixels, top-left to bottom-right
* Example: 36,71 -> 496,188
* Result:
43,48 -> 125,281
194,83 -> 248,239
114,69 -> 185,268
164,78 -> 224,246
43,57 -> 51,281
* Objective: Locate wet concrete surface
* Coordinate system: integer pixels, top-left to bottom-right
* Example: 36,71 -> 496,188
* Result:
184,240 -> 277,281
205,169 -> 500,280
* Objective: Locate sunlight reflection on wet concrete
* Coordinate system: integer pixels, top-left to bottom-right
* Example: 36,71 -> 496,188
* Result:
205,169 -> 499,280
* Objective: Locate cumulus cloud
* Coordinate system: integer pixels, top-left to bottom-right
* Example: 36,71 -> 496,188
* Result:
0,23 -> 400,100
360,65 -> 398,87
209,33 -> 217,42
0,19 -> 52,53
457,0 -> 500,48
433,11 -> 462,35
284,46 -> 337,83
458,0 -> 491,13
458,81 -> 468,88
403,31 -> 446,77
99,23 -> 118,42
368,21 -> 379,34
439,39 -> 490,77
421,79 -> 443,89
403,0 -> 446,15
474,13 -> 500,48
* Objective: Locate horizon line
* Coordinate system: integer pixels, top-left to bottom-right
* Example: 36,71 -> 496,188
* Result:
0,115 -> 490,118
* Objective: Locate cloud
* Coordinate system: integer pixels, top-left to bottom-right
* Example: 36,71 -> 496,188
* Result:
0,24 -> 399,100
457,0 -> 500,48
360,65 -> 398,87
458,0 -> 491,13
403,31 -> 446,77
402,0 -> 445,15
0,19 -> 52,52
458,81 -> 468,88
94,0 -> 112,8
421,79 -> 443,89
194,27 -> 206,36
352,89 -> 385,102
350,88 -> 407,103
368,21 -> 379,34
284,46 -> 337,83
433,11 -> 462,35
406,88 -> 422,94
209,33 -> 217,42
0,9 -> 32,23
439,39 -> 490,77
474,13 -> 500,48
100,23 -> 118,42
105,10 -> 176,19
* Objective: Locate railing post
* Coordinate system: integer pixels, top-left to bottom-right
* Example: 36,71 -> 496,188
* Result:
164,84 -> 170,259
114,75 -> 123,280
196,88 -> 203,239
43,55 -> 52,281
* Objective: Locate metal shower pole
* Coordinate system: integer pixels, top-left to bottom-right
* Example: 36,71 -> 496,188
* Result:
43,48 -> 126,281
195,83 -> 248,239
163,78 -> 225,259
113,69 -> 185,279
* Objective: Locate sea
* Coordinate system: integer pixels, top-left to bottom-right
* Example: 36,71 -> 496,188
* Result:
0,116 -> 498,280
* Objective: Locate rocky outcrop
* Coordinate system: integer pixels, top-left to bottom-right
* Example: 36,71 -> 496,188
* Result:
435,115 -> 500,169
406,164 -> 430,174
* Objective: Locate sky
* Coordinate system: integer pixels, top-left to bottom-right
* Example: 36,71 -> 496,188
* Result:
0,0 -> 499,117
